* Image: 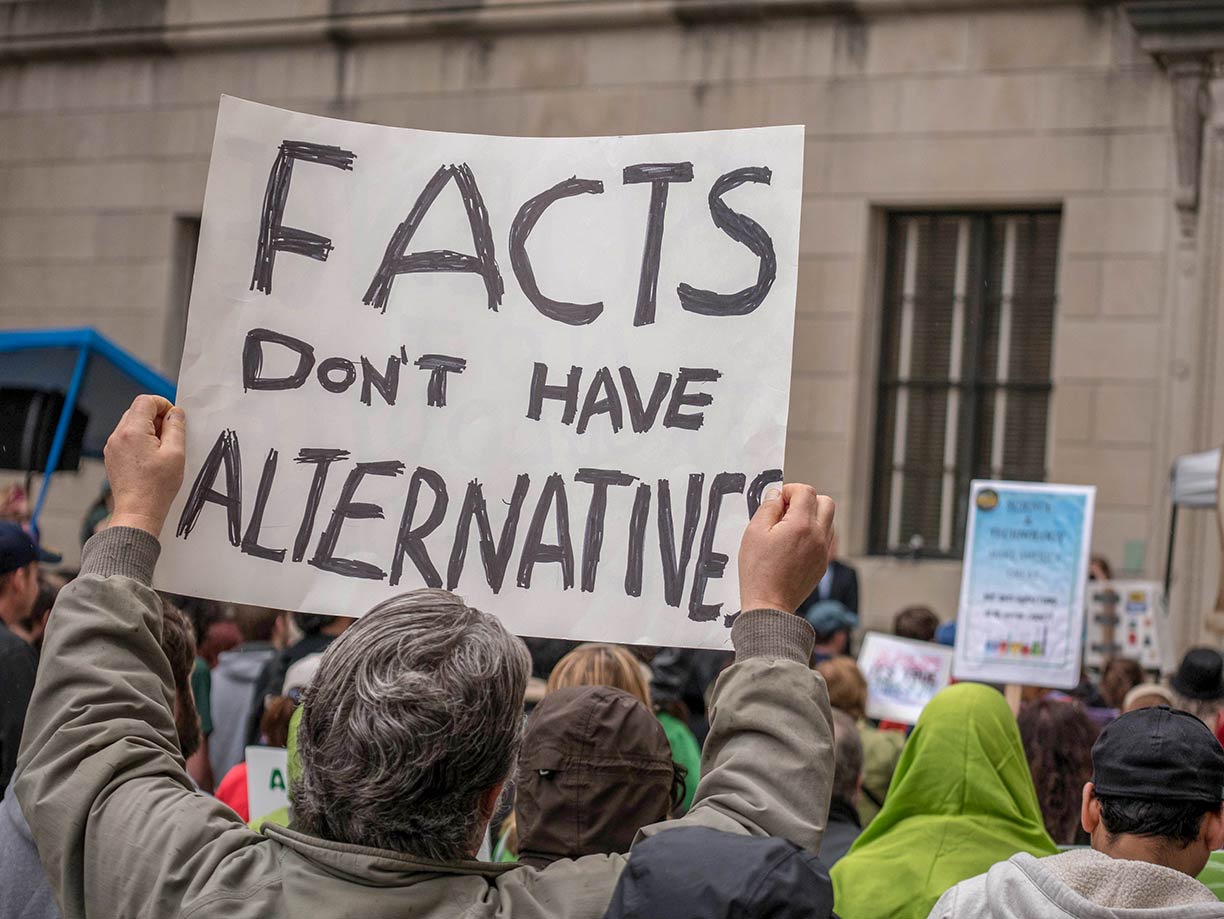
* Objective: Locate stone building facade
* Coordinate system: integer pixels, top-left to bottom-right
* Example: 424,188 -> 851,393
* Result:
0,0 -> 1221,650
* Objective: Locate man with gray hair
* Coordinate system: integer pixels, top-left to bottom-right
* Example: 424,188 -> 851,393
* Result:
16,396 -> 837,919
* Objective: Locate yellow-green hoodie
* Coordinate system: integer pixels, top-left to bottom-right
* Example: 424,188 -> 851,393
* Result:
832,683 -> 1058,919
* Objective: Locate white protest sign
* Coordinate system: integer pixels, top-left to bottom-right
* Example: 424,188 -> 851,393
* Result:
953,481 -> 1096,689
1084,580 -> 1170,673
245,745 -> 290,822
156,96 -> 804,649
857,631 -> 953,724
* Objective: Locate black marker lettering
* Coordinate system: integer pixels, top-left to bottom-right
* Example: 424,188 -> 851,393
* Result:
390,467 -> 449,588
360,354 -> 402,407
242,328 -> 316,392
414,354 -> 467,408
689,472 -> 746,622
576,366 -> 624,435
317,356 -> 357,394
240,448 -> 286,562
251,141 -> 357,295
447,475 -> 531,593
747,468 -> 784,516
619,367 -> 672,433
363,163 -> 503,314
624,482 -> 651,597
678,166 -> 776,316
623,162 -> 693,326
516,473 -> 574,590
658,473 -> 704,608
292,448 -> 350,563
575,468 -> 636,593
309,460 -> 405,580
176,429 -> 243,546
526,363 -> 581,424
663,367 -> 722,431
510,177 -> 605,326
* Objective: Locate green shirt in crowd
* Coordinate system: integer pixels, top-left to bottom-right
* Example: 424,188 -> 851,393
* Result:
656,710 -> 701,813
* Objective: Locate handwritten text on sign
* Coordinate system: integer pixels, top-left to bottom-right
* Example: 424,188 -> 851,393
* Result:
953,481 -> 1095,689
156,97 -> 803,649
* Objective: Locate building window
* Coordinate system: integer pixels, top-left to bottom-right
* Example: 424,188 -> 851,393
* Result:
165,216 -> 201,379
869,210 -> 1061,558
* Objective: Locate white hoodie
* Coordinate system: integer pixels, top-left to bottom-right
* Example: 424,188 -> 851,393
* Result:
929,849 -> 1224,919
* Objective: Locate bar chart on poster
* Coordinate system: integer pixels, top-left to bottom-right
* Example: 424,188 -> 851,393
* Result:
953,480 -> 1096,689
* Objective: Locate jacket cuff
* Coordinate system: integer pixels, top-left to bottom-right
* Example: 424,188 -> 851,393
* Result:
731,609 -> 815,665
79,527 -> 161,584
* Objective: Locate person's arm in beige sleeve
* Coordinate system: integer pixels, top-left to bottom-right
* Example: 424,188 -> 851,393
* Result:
15,397 -> 266,919
643,484 -> 837,855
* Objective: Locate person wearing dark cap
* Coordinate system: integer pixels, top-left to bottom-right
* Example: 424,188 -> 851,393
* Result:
802,598 -> 859,662
0,521 -> 58,791
1170,647 -> 1224,732
514,685 -> 682,867
930,705 -> 1224,918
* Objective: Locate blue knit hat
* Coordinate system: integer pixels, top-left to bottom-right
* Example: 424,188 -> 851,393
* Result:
801,599 -> 858,637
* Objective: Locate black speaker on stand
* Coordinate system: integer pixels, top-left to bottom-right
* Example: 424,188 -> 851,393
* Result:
0,388 -> 88,474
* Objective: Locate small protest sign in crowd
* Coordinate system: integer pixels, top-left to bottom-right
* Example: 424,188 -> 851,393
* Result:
1,100 -> 1224,919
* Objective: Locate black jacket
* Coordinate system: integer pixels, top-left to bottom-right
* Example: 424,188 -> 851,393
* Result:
602,826 -> 837,919
0,623 -> 36,791
801,560 -> 859,615
820,796 -> 862,867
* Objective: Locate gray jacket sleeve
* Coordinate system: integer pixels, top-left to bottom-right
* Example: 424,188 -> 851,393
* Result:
14,528 -> 267,919
641,608 -> 833,854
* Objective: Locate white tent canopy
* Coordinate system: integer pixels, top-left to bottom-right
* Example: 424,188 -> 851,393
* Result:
1171,448 -> 1221,509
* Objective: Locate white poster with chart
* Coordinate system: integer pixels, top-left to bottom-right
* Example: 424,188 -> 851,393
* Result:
953,480 -> 1096,689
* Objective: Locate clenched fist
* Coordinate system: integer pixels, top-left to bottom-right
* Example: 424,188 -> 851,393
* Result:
738,484 -> 835,614
103,395 -> 187,538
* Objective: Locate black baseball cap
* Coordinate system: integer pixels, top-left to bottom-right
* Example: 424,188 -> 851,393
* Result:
0,521 -> 60,576
1092,705 -> 1224,805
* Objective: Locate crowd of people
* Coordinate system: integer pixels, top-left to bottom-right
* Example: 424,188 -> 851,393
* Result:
1,395 -> 1223,918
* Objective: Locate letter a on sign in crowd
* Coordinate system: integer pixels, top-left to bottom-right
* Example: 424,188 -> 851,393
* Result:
953,480 -> 1096,689
156,96 -> 804,649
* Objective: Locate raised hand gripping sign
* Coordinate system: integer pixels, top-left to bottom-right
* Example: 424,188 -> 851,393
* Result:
156,96 -> 804,649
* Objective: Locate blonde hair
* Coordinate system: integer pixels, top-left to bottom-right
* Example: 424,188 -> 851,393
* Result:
546,643 -> 651,707
1122,683 -> 1175,713
816,656 -> 868,720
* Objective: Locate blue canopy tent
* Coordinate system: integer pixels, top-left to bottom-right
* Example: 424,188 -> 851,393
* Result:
0,328 -> 176,526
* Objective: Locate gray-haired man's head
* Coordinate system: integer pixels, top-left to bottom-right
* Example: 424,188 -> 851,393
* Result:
293,589 -> 531,860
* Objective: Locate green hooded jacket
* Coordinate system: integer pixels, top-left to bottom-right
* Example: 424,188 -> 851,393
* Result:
831,683 -> 1058,919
